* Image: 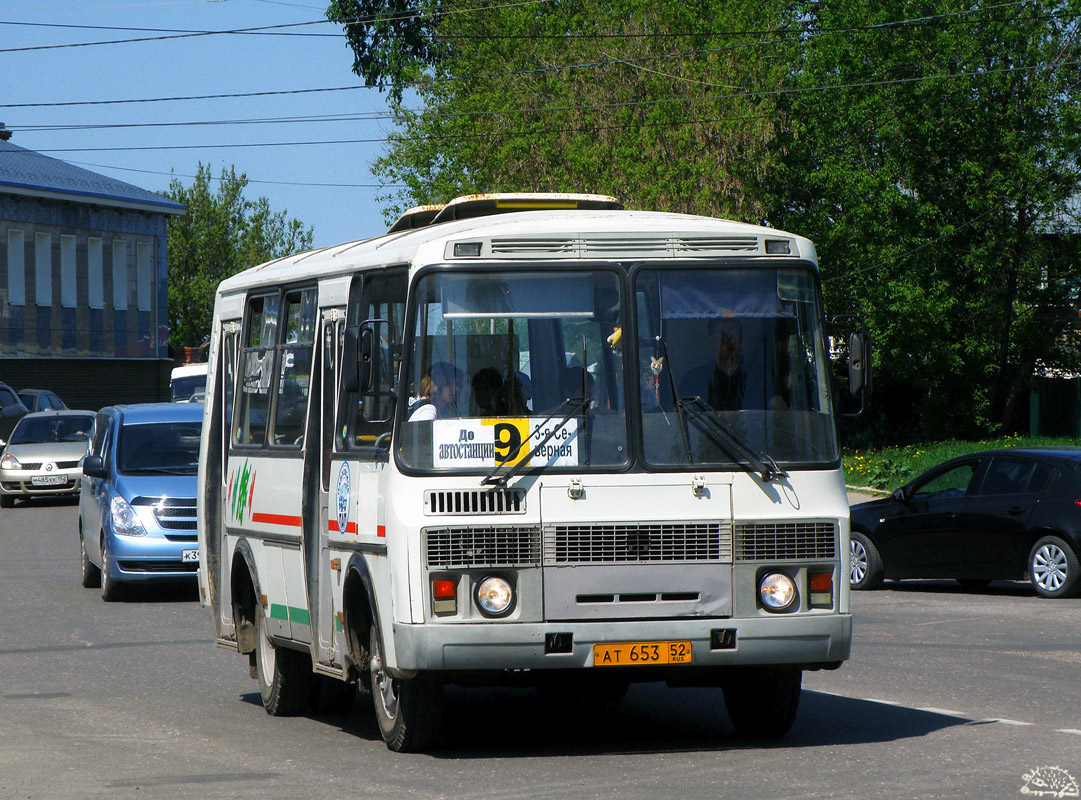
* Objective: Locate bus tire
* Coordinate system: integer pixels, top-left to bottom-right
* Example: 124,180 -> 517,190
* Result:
254,604 -> 312,716
370,627 -> 443,752
722,667 -> 802,739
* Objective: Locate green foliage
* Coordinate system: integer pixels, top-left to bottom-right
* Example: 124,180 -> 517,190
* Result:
844,435 -> 1077,491
330,0 -> 1081,441
767,1 -> 1081,438
165,164 -> 313,348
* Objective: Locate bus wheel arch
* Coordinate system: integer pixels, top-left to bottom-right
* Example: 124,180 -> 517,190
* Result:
342,561 -> 375,689
230,544 -> 259,656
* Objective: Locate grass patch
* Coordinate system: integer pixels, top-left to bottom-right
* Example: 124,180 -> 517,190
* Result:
843,435 -> 1079,492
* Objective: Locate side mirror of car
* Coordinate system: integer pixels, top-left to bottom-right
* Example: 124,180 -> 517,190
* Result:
82,455 -> 107,479
891,487 -> 908,504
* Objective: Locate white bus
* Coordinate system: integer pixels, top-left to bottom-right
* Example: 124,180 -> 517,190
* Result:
197,194 -> 867,751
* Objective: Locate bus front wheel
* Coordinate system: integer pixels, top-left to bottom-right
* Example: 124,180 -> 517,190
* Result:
722,667 -> 802,739
254,604 -> 312,716
369,626 -> 443,752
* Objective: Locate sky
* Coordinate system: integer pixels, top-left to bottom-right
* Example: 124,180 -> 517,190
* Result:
1,0 -> 400,249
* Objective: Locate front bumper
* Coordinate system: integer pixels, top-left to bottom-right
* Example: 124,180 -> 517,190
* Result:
0,468 -> 81,497
106,531 -> 199,582
390,612 -> 851,673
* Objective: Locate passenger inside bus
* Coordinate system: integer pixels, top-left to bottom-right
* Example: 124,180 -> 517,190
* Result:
407,362 -> 464,421
679,318 -> 746,410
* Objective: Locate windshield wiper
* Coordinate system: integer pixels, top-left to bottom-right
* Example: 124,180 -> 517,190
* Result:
678,396 -> 788,483
481,397 -> 587,487
127,466 -> 196,475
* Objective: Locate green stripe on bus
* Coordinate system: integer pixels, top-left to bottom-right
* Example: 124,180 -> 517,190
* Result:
269,604 -> 310,625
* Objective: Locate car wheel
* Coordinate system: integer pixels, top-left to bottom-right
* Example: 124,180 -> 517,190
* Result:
723,667 -> 802,739
370,626 -> 443,752
1028,536 -> 1081,599
253,603 -> 312,716
0,494 -> 14,508
100,538 -> 124,602
80,533 -> 101,589
850,531 -> 884,590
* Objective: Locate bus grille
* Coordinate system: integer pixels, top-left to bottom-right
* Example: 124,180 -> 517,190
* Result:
543,522 -> 732,564
733,521 -> 837,561
423,488 -> 526,515
424,526 -> 541,568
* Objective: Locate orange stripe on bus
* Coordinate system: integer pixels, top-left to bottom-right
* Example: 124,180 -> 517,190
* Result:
251,512 -> 302,527
377,525 -> 386,538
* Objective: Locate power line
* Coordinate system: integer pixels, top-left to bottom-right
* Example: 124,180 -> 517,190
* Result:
64,159 -> 403,188
14,55 -> 1080,154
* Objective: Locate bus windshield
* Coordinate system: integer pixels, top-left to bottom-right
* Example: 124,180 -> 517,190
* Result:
397,268 -> 630,472
635,265 -> 838,468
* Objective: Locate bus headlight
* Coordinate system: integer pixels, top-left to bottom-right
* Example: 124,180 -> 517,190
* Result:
759,572 -> 797,611
110,496 -> 147,537
475,575 -> 514,617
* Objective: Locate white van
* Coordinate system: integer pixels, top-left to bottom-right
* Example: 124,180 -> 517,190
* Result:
170,363 -> 208,402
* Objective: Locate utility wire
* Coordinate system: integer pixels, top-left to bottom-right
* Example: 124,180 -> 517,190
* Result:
14,55 -> 1080,154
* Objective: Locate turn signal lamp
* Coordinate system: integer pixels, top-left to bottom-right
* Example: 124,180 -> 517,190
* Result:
809,571 -> 833,608
432,577 -> 458,616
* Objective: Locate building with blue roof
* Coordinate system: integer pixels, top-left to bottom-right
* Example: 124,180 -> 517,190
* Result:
0,136 -> 185,409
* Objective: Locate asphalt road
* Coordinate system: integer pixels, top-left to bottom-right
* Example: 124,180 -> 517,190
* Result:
2,496 -> 1079,800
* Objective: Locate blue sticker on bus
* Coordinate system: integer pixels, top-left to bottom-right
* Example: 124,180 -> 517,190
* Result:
336,462 -> 351,534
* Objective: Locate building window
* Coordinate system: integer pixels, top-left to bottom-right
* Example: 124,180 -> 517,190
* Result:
112,239 -> 127,310
61,235 -> 76,308
88,237 -> 103,309
6,229 -> 24,306
35,232 -> 52,306
136,241 -> 152,312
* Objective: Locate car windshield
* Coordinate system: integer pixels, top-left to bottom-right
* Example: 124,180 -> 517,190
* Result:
10,415 -> 93,445
117,421 -> 202,474
397,268 -> 629,473
634,265 -> 838,467
172,375 -> 207,401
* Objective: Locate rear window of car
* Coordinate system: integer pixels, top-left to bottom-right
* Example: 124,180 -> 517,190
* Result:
117,421 -> 202,475
978,457 -> 1058,495
10,415 -> 93,445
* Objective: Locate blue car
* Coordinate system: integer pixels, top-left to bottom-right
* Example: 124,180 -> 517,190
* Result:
78,402 -> 202,601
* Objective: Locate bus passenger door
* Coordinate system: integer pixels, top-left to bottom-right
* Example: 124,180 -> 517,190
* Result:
310,310 -> 344,665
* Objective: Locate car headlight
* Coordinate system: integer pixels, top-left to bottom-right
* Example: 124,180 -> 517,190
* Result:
475,575 -> 515,617
759,572 -> 797,611
1,453 -> 20,470
110,496 -> 147,536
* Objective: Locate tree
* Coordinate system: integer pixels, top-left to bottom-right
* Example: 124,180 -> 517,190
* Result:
766,1 -> 1081,438
165,164 -> 314,348
327,0 -> 791,223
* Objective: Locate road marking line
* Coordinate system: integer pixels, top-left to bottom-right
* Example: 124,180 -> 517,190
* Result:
1056,729 -> 1081,736
917,707 -> 964,716
984,718 -> 1033,726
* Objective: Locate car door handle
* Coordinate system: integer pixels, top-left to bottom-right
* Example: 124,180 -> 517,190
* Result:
1008,506 -> 1025,516
943,512 -> 958,520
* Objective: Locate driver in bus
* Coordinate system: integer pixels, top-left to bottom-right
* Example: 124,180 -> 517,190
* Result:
408,362 -> 464,421
679,317 -> 746,410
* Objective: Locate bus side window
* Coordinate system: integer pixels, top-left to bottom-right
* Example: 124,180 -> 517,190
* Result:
236,293 -> 279,446
271,288 -> 317,447
337,270 -> 407,453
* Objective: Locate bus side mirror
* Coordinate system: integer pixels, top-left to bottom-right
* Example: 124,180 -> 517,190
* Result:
342,325 -> 361,393
848,331 -> 873,399
358,325 -> 376,393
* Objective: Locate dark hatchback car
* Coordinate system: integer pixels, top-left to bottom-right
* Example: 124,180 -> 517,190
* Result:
18,388 -> 67,413
850,449 -> 1081,598
0,381 -> 30,446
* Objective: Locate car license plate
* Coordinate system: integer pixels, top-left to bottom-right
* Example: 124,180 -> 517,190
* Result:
592,640 -> 693,667
31,475 -> 66,486
182,549 -> 199,563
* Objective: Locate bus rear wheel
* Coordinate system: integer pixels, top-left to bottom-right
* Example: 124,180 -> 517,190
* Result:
369,626 -> 443,752
254,604 -> 312,716
722,667 -> 802,739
